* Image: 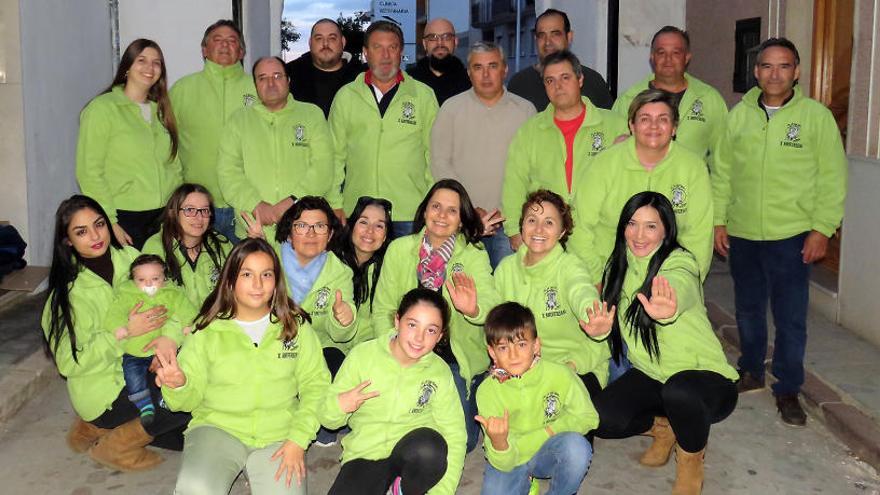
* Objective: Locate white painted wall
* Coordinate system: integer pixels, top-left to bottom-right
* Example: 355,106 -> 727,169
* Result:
617,0 -> 686,93
18,0 -> 115,265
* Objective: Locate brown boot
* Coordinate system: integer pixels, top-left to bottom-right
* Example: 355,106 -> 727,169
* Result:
640,416 -> 676,467
672,445 -> 705,495
66,417 -> 109,453
89,419 -> 163,471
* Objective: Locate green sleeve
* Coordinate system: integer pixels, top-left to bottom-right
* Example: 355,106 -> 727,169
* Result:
709,115 -> 734,226
422,93 -> 439,188
306,111 -> 336,200
327,96 -> 348,210
547,370 -> 599,434
320,345 -> 361,429
42,300 -> 124,378
680,161 -> 714,280
568,164 -> 609,278
810,112 -> 848,237
563,256 -> 600,321
611,94 -> 628,116
217,114 -> 262,214
463,247 -> 499,326
325,265 -> 359,343
656,253 -> 702,325
75,102 -> 118,222
371,242 -> 407,334
287,324 -> 333,449
160,330 -> 208,412
428,371 -> 466,494
501,126 -> 531,234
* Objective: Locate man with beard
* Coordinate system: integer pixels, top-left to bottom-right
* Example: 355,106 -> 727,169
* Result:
407,18 -> 471,105
286,18 -> 364,118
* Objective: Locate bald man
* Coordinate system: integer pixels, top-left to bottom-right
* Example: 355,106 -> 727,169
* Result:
407,18 -> 471,105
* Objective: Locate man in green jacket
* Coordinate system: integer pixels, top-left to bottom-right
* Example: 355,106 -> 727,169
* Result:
613,26 -> 727,162
329,21 -> 439,237
711,38 -> 847,427
218,56 -> 334,241
170,20 -> 257,242
502,50 -> 628,251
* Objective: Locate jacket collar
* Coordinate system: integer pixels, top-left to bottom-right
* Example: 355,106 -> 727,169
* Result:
516,242 -> 565,274
253,94 -> 297,118
536,96 -> 604,130
622,137 -> 680,171
203,59 -> 246,80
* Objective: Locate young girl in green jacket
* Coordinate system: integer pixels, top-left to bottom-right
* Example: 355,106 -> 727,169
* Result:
156,238 -> 331,494
586,192 -> 738,495
372,179 -> 500,452
323,288 -> 466,495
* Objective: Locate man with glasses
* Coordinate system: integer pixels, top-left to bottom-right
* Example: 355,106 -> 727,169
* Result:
170,19 -> 257,242
509,9 -> 613,111
218,56 -> 335,242
407,18 -> 471,105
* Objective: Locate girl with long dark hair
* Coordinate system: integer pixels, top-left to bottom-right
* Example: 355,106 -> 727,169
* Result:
42,195 -> 187,471
76,38 -> 182,249
584,192 -> 738,495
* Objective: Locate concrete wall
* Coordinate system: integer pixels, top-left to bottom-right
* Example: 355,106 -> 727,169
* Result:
617,0 -> 686,93
18,0 -> 114,265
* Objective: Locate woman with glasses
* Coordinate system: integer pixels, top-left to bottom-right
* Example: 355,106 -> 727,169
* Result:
330,196 -> 394,347
142,184 -> 232,308
76,39 -> 182,250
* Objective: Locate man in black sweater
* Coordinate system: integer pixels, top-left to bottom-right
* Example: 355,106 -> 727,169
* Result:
407,18 -> 471,105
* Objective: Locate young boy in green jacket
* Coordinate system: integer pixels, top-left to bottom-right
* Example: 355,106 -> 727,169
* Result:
476,302 -> 601,495
104,254 -> 196,425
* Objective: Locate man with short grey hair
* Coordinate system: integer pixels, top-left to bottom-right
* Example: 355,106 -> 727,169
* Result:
431,42 -> 536,267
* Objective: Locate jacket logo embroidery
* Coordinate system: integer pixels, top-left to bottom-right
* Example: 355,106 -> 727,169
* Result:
293,124 -> 308,147
543,287 -> 565,318
278,338 -> 299,359
398,101 -> 417,125
410,380 -> 438,413
243,94 -> 256,107
590,132 -> 605,153
210,267 -> 220,285
670,184 -> 688,214
780,122 -> 803,149
543,392 -> 560,422
451,262 -> 464,274
314,287 -> 331,311
686,98 -> 706,122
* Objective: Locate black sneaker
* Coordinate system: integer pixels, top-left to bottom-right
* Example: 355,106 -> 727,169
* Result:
736,370 -> 765,393
776,394 -> 807,427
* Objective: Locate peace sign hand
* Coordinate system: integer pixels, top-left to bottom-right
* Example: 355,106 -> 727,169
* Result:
445,272 -> 478,318
474,410 -> 510,451
636,275 -> 677,321
338,380 -> 380,414
154,350 -> 187,389
240,210 -> 265,239
579,301 -> 616,338
332,290 -> 354,327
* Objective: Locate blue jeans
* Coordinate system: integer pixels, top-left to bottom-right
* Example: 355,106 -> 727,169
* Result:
391,221 -> 414,240
449,363 -> 483,453
122,354 -> 152,402
729,233 -> 810,396
481,432 -> 592,495
482,226 -> 514,270
213,206 -> 240,244
607,342 -> 633,384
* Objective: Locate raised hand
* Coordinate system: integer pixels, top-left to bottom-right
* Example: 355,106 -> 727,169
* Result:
445,272 -> 478,318
480,208 -> 505,237
338,380 -> 380,414
579,300 -> 617,337
636,275 -> 677,321
127,301 -> 167,337
271,440 -> 306,488
154,350 -> 186,389
332,290 -> 354,327
475,409 -> 510,451
240,210 -> 266,239
112,223 -> 133,246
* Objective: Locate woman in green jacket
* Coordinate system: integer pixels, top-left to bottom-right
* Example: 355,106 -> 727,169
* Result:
330,196 -> 394,347
76,39 -> 182,249
494,190 -> 610,396
157,238 -> 331,494
586,192 -> 738,495
372,179 -> 500,452
42,195 -> 188,472
142,183 -> 232,308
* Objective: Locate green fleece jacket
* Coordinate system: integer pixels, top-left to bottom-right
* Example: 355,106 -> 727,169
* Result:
349,264 -> 379,347
710,86 -> 847,240
321,330 -> 466,494
494,244 -> 610,385
372,231 -> 500,384
162,318 -> 330,449
280,249 -> 359,353
615,249 -> 738,383
40,246 -> 140,421
170,60 -> 257,203
328,73 -> 438,218
613,73 -> 728,160
76,86 -> 182,222
103,280 -> 197,356
142,232 -> 232,308
217,95 -> 335,239
502,97 -> 628,234
568,139 -> 714,280
476,359 -> 598,472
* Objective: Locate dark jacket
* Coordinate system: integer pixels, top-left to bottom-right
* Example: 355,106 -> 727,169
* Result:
508,64 -> 613,112
286,52 -> 364,118
406,56 -> 471,106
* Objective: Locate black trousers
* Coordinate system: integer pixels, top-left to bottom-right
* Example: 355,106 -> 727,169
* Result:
329,427 -> 448,495
90,373 -> 190,451
116,208 -> 163,251
593,368 -> 737,452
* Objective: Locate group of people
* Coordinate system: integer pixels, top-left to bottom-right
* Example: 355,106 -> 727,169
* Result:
41,7 -> 847,495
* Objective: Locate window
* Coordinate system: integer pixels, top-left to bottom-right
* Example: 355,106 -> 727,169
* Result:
733,17 -> 761,93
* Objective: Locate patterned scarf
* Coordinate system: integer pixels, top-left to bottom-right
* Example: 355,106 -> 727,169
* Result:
417,233 -> 456,291
488,356 -> 541,383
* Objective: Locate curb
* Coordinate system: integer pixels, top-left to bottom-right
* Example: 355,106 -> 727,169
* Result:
0,349 -> 59,424
706,301 -> 880,471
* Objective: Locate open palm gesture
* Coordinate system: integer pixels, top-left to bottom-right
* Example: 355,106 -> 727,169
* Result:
579,301 -> 616,338
445,272 -> 478,318
636,275 -> 677,321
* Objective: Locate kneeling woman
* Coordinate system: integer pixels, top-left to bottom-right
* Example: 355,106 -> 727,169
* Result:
157,238 -> 331,494
584,192 -> 737,495
323,288 -> 465,495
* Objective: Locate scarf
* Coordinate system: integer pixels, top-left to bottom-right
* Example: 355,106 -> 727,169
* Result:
417,233 -> 456,291
488,356 -> 541,383
280,241 -> 327,304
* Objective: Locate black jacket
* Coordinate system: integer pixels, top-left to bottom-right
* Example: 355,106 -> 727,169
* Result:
286,52 -> 364,117
406,56 -> 471,106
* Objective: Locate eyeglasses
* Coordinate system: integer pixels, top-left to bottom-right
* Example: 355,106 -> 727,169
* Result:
293,222 -> 329,235
424,33 -> 455,42
179,207 -> 212,218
